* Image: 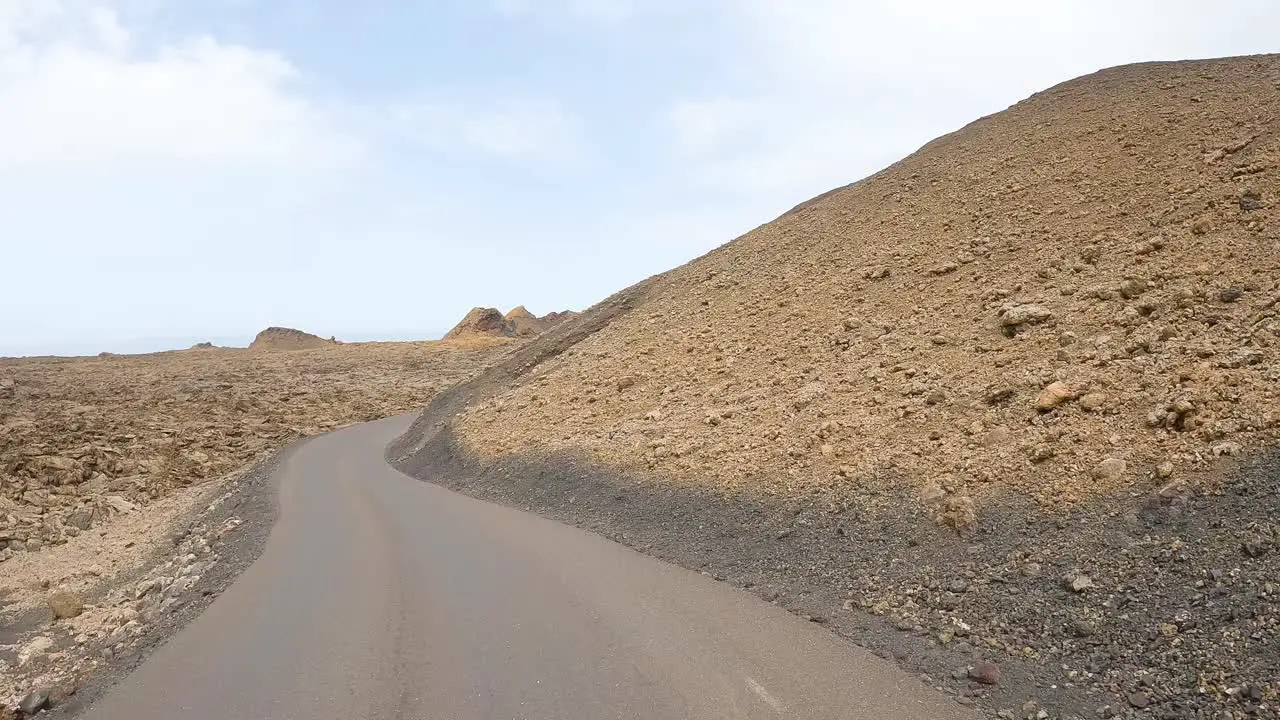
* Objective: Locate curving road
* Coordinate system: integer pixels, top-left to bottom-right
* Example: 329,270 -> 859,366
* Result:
81,415 -> 980,720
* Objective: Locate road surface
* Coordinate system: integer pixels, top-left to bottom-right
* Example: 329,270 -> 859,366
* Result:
81,415 -> 981,720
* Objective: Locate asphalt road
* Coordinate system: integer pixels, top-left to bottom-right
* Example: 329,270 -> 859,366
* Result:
81,415 -> 981,720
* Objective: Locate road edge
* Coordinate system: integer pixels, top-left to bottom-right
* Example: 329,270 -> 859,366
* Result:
51,436 -> 312,718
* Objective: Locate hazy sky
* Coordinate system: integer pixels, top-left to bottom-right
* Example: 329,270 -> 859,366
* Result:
3,0 -> 1277,356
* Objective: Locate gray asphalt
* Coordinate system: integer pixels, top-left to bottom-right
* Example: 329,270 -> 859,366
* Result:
81,415 -> 981,720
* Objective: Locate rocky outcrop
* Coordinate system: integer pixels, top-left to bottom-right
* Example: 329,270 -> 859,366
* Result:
444,308 -> 512,339
248,327 -> 336,351
445,307 -> 578,340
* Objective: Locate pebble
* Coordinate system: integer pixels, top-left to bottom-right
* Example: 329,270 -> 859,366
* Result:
1127,692 -> 1150,709
1078,392 -> 1107,411
1063,573 -> 1094,593
1242,537 -> 1270,558
1071,619 -> 1095,637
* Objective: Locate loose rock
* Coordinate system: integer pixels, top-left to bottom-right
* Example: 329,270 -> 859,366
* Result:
1091,458 -> 1127,481
17,689 -> 51,716
968,662 -> 1001,685
47,590 -> 85,620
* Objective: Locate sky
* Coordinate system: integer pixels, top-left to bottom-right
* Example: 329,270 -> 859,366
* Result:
2,0 -> 1277,356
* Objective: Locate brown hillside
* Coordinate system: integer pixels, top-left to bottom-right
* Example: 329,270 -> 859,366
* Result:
456,54 -> 1280,516
249,327 -> 336,351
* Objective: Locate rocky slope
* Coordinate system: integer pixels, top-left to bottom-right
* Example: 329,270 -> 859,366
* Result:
458,54 -> 1279,514
397,55 -> 1280,718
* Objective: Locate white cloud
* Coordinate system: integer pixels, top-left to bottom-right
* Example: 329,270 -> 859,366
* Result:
0,0 -> 363,175
386,99 -> 584,163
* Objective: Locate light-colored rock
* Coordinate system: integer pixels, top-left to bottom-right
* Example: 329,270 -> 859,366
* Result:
1035,382 -> 1075,411
48,590 -> 85,619
1091,458 -> 1127,481
18,636 -> 54,665
1078,392 -> 1108,412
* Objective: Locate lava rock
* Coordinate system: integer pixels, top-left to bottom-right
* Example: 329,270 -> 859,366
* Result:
968,662 -> 1002,685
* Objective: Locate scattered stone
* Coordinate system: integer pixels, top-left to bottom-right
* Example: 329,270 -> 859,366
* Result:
1062,573 -> 1094,593
67,508 -> 94,531
968,662 -> 1001,685
1154,479 -> 1190,504
48,590 -> 85,620
1078,392 -> 1108,412
984,385 -> 1016,405
1239,187 -> 1262,210
1155,461 -> 1174,479
1118,278 -> 1148,299
1127,692 -> 1150,709
17,689 -> 51,716
1219,287 -> 1245,303
135,578 -> 158,600
18,636 -> 54,666
1212,441 -> 1242,457
1035,382 -> 1075,411
1029,444 -> 1056,463
1091,458 -> 1126,481
997,303 -> 1054,336
1242,537 -> 1271,558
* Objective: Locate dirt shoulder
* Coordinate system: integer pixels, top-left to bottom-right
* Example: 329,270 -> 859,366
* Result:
1,441 -> 290,716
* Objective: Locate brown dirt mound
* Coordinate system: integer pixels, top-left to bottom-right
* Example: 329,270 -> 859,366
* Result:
248,327 -> 336,351
456,53 -> 1280,520
444,308 -> 512,339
